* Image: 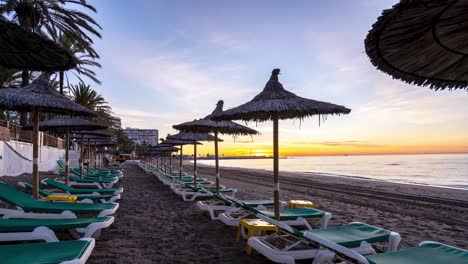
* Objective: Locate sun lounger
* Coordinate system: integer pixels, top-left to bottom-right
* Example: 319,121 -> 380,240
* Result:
197,194 -> 287,220
0,182 -> 118,218
60,172 -> 118,188
248,214 -> 400,264
218,196 -> 330,229
42,179 -> 123,195
70,168 -> 122,178
18,182 -> 121,203
0,238 -> 95,264
0,216 -> 114,242
171,184 -> 237,201
303,233 -> 467,264
58,160 -> 122,176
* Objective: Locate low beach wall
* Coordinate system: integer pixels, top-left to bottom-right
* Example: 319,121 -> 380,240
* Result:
0,140 -> 74,177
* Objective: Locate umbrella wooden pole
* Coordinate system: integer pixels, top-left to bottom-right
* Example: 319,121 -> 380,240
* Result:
65,128 -> 70,185
98,147 -> 101,169
32,110 -> 40,199
273,116 -> 280,220
96,146 -> 100,169
80,134 -> 84,178
169,152 -> 172,174
193,143 -> 197,187
179,145 -> 183,179
87,139 -> 91,174
215,131 -> 220,195
93,143 -> 97,169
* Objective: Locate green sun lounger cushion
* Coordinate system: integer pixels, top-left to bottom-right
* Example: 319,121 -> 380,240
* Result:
69,175 -> 116,184
243,199 -> 275,207
0,217 -> 111,232
206,188 -> 235,193
0,182 -> 117,214
366,242 -> 468,264
213,194 -> 275,207
0,240 -> 91,264
308,222 -> 390,248
69,169 -> 117,179
21,182 -> 116,201
258,208 -> 326,220
44,179 -> 121,194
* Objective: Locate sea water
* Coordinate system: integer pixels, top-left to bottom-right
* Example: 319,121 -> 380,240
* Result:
197,153 -> 468,189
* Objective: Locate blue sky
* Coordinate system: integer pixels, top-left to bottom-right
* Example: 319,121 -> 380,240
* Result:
85,0 -> 468,155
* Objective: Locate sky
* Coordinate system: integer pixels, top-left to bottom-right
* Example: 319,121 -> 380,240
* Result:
83,0 -> 468,156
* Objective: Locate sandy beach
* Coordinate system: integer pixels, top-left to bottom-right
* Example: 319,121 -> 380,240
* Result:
178,160 -> 468,249
1,164 -> 270,264
1,161 -> 467,263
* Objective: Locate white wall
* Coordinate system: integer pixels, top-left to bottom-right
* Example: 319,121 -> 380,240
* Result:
0,140 -> 76,177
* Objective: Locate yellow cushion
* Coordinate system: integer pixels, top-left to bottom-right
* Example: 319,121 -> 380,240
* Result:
45,195 -> 77,203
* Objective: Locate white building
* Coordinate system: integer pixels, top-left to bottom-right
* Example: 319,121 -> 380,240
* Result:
124,127 -> 159,146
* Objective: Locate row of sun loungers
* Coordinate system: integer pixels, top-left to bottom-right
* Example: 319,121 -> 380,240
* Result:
0,161 -> 124,263
139,161 -> 468,264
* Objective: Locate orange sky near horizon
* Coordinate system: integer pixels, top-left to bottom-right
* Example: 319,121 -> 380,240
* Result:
175,140 -> 468,157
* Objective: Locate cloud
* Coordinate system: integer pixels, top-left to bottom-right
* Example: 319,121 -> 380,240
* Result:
113,50 -> 253,114
289,141 -> 384,148
113,106 -> 186,120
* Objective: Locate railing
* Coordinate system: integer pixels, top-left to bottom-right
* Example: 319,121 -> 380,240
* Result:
0,119 -> 64,148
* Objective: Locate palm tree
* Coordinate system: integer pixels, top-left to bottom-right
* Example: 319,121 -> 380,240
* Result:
53,32 -> 101,94
0,0 -> 101,57
0,0 -> 102,123
0,68 -> 23,88
69,82 -> 111,126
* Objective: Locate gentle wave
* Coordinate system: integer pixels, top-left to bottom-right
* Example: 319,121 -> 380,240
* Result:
197,153 -> 468,189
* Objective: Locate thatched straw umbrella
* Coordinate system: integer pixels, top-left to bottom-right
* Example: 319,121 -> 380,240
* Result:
173,100 -> 259,194
149,144 -> 180,171
88,139 -> 116,169
161,138 -> 202,177
72,130 -> 112,176
0,17 -> 76,71
0,74 -> 93,198
150,144 -> 180,172
90,140 -> 117,169
167,132 -> 220,188
150,143 -> 172,171
365,0 -> 468,90
23,116 -> 106,185
212,69 -> 351,219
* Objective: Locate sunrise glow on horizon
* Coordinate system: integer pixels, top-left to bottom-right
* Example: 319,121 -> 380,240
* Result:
88,0 -> 468,157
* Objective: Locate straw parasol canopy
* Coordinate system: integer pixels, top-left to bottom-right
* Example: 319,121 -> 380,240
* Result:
160,138 -> 202,176
167,132 -> 220,142
173,100 -> 259,193
23,116 -> 106,132
213,69 -> 351,219
0,73 -> 94,199
173,102 -> 260,135
72,130 -> 112,137
0,17 -> 77,71
167,132 -> 222,187
365,0 -> 468,90
23,116 -> 106,185
0,74 -> 93,115
71,129 -> 112,176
